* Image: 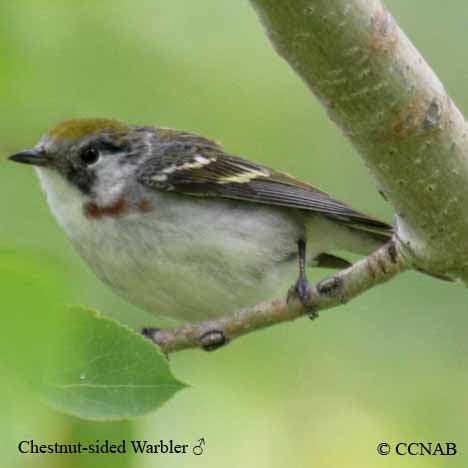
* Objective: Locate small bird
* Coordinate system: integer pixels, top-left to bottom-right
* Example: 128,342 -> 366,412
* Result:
9,119 -> 392,325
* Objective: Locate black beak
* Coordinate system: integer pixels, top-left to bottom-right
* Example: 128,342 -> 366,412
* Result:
8,148 -> 51,167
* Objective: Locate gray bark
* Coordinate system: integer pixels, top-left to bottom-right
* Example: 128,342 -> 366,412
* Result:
148,0 -> 466,353
149,240 -> 407,353
250,0 -> 468,281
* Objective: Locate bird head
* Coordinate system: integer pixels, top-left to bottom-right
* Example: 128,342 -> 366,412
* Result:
8,118 -> 157,217
9,118 -> 148,193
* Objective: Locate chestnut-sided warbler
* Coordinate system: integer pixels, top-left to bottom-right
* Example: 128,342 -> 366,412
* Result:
9,119 -> 392,323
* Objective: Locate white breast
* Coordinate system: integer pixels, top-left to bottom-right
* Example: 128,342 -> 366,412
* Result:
36,168 -> 304,321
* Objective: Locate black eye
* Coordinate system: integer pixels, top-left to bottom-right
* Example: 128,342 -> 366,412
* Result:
80,147 -> 99,165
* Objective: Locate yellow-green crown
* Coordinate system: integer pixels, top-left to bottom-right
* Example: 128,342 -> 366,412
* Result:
47,118 -> 130,142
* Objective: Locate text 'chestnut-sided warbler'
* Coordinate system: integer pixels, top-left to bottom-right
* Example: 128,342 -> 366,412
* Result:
9,119 -> 392,322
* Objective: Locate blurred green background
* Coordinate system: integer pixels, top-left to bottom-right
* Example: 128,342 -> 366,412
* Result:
1,1 -> 468,466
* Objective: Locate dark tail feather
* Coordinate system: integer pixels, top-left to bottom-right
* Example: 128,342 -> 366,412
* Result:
315,253 -> 352,269
417,267 -> 455,282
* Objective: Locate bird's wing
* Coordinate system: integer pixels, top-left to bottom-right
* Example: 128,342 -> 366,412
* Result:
136,133 -> 392,237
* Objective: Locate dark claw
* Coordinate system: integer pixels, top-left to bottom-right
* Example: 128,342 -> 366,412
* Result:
295,276 -> 311,304
307,308 -> 319,320
199,330 -> 227,351
287,278 -> 319,320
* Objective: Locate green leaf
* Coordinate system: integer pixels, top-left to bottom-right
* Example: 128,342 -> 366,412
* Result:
42,306 -> 187,420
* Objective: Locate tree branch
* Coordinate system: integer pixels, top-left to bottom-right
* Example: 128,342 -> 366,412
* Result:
146,240 -> 408,353
250,0 -> 468,282
147,0 -> 466,352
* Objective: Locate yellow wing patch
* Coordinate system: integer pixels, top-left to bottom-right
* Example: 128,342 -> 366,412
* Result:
218,167 -> 270,183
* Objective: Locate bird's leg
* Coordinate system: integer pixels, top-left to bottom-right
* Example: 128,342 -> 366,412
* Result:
294,238 -> 311,304
288,238 -> 318,319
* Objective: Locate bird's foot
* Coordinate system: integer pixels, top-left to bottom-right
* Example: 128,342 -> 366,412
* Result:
287,277 -> 318,320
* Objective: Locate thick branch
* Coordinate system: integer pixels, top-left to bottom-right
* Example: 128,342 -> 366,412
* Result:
147,0 -> 464,353
147,240 -> 408,353
250,0 -> 468,281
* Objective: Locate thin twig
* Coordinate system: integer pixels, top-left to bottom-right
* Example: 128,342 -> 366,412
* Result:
146,240 -> 408,353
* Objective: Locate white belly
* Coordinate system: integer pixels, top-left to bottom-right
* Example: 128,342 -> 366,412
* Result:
83,201 -> 303,321
37,169 -> 303,321
36,168 -> 378,322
